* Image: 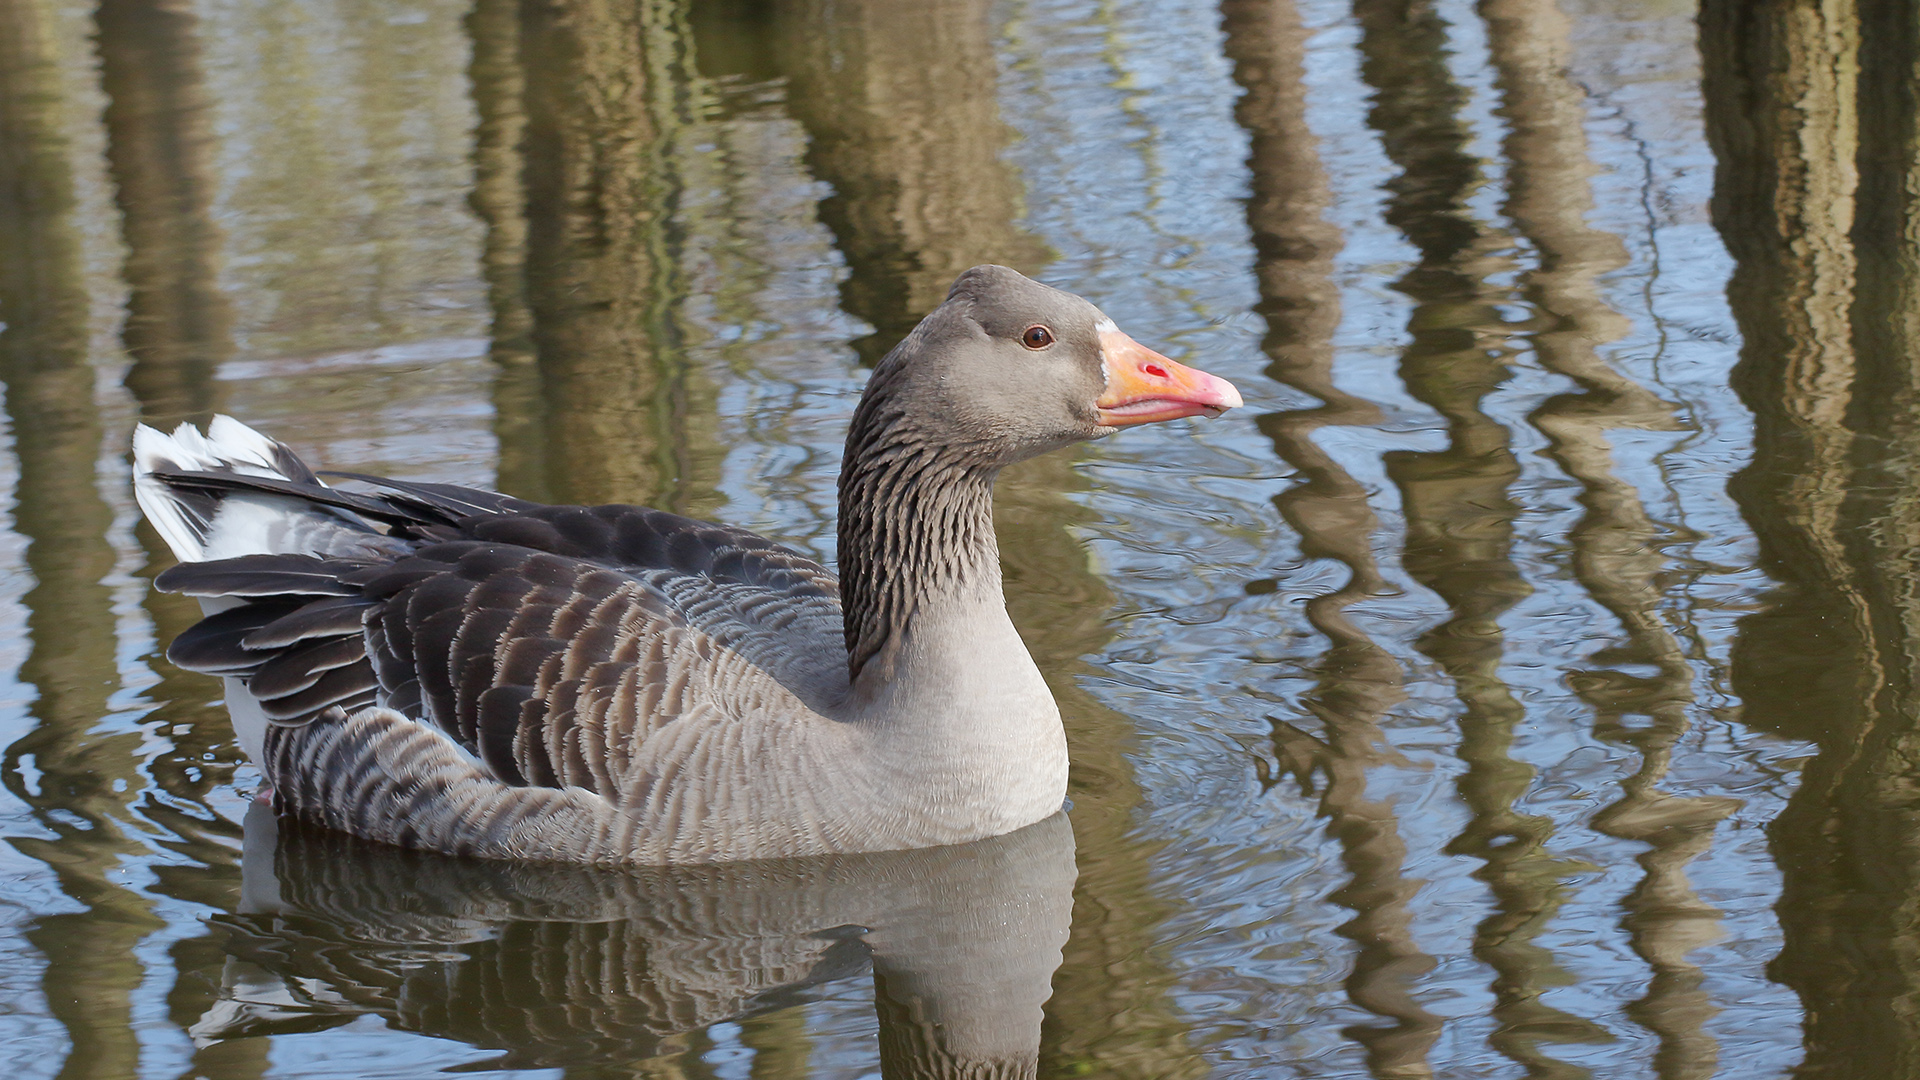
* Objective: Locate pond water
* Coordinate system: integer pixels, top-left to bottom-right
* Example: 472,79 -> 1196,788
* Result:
0,0 -> 1909,1076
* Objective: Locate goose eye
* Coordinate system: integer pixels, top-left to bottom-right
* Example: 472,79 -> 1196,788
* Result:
1022,325 -> 1055,349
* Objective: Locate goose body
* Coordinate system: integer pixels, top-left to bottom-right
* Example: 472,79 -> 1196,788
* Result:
136,266 -> 1241,864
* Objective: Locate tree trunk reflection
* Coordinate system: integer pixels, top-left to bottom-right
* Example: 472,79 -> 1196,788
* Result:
96,0 -> 232,427
91,6 -> 263,1075
0,5 -> 157,1076
1227,2 -> 1442,1076
1705,0 -> 1920,1075
475,0 -> 722,511
1487,1 -> 1730,1076
769,0 -> 1049,365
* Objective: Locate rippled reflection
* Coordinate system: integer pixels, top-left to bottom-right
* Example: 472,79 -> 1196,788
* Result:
1489,4 -> 1733,1077
1230,2 -> 1440,1076
2,7 -> 155,1078
1705,1 -> 1920,1076
201,805 -> 1074,1076
0,0 -> 1905,1075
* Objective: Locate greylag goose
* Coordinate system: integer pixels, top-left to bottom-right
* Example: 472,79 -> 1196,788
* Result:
134,265 -> 1241,864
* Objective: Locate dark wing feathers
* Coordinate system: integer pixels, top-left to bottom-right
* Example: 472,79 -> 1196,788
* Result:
156,554 -> 368,597
169,602 -> 304,673
365,615 -> 423,725
316,472 -> 536,520
260,665 -> 380,722
242,597 -> 375,649
153,470 -> 428,529
249,637 -> 370,699
157,469 -> 842,798
158,559 -> 381,724
455,503 -> 836,597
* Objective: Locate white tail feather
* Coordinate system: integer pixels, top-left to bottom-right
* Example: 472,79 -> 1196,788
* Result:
133,417 -> 302,562
132,415 -> 377,565
134,416 -> 366,767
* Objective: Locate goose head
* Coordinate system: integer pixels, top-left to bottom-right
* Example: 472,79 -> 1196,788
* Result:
849,265 -> 1244,467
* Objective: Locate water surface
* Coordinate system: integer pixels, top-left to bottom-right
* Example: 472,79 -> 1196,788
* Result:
0,0 -> 1908,1075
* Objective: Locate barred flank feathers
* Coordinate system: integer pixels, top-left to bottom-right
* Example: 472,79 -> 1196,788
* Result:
264,707 -> 639,864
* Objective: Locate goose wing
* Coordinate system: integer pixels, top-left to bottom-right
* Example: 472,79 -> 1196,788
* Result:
156,473 -> 847,802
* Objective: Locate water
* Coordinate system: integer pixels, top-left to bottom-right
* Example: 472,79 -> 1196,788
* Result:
0,0 -> 1908,1074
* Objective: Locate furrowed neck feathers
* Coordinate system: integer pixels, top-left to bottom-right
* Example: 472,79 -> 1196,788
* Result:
837,365 -> 1002,685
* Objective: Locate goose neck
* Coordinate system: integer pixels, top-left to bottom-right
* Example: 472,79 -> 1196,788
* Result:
837,433 -> 1002,684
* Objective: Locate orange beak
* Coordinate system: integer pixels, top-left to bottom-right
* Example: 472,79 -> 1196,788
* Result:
1095,328 -> 1243,427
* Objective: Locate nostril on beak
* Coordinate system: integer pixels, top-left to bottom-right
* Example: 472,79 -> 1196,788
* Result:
1143,364 -> 1167,379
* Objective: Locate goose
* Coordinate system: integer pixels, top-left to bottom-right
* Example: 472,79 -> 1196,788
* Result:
134,265 -> 1242,864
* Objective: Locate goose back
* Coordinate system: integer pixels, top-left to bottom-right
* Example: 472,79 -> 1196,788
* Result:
156,471 -> 862,857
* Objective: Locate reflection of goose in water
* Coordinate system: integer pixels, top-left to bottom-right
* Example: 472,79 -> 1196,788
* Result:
197,803 -> 1076,1075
